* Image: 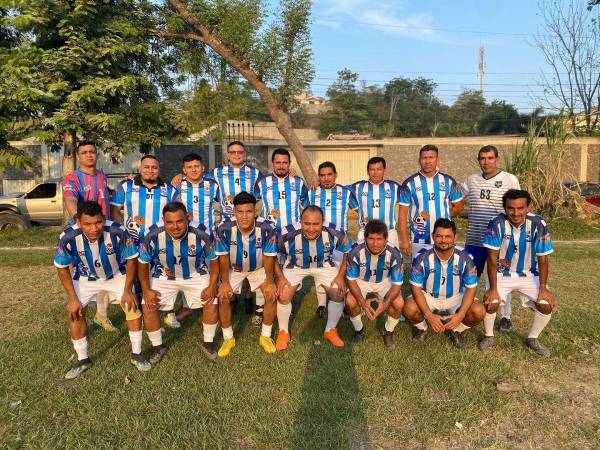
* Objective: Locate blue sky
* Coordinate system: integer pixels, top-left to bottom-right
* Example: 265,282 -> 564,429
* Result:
309,0 -> 558,113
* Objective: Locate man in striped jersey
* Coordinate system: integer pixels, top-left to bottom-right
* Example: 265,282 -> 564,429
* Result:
403,218 -> 485,348
274,206 -> 353,350
62,140 -> 115,331
215,192 -> 279,356
463,145 -> 520,332
254,148 -> 309,231
345,220 -> 405,348
308,161 -> 358,317
110,155 -> 180,327
178,153 -> 220,230
480,189 -> 556,356
137,202 -> 221,361
349,157 -> 402,246
399,145 -> 464,259
55,202 -> 151,379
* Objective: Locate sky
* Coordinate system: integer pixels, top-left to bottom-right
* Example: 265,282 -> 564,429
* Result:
308,0 -> 570,113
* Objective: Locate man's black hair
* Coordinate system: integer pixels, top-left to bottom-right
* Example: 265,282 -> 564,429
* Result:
478,145 -> 499,158
233,191 -> 257,206
318,161 -> 337,174
432,218 -> 456,235
272,148 -> 291,162
162,201 -> 187,216
367,156 -> 386,169
77,201 -> 104,219
502,189 -> 532,208
364,219 -> 388,239
182,153 -> 202,163
419,144 -> 439,156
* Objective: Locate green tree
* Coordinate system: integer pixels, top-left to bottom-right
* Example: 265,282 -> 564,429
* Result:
479,100 -> 525,135
162,0 -> 317,181
449,90 -> 487,135
0,0 -> 179,175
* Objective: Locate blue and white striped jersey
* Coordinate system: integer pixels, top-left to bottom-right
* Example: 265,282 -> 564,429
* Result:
209,165 -> 260,221
177,177 -> 220,231
110,176 -> 178,241
138,221 -> 217,280
349,180 -> 402,231
254,174 -> 309,229
409,247 -> 478,299
215,217 -> 278,273
483,212 -> 554,277
308,184 -> 358,231
399,172 -> 463,244
53,221 -> 138,281
278,221 -> 353,269
346,242 -> 404,285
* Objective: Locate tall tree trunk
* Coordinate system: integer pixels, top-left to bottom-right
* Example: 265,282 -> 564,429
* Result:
166,0 -> 317,183
62,130 -> 76,224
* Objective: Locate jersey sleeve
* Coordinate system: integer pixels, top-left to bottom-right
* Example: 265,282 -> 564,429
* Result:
110,181 -> 126,206
409,258 -> 426,288
262,225 -> 278,256
449,178 -> 463,203
335,231 -> 353,253
120,231 -> 139,260
300,181 -> 309,208
389,252 -> 404,285
213,183 -> 221,203
53,235 -> 72,268
348,189 -> 359,210
462,255 -> 478,288
253,177 -> 263,200
168,184 -> 179,202
398,180 -> 412,206
138,235 -> 154,264
533,219 -> 554,256
346,249 -> 360,280
482,219 -> 502,250
202,234 -> 218,261
215,225 -> 230,256
61,174 -> 79,199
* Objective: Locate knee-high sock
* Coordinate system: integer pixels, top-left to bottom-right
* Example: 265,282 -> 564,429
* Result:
325,301 -> 344,332
316,285 -> 327,308
528,310 -> 552,339
502,293 -> 513,319
255,290 -> 265,309
484,312 -> 496,337
350,314 -> 363,332
385,316 -> 400,333
453,322 -> 470,333
128,330 -> 143,354
146,329 -> 163,347
414,320 -> 428,331
277,303 -> 292,333
203,323 -> 217,342
72,337 -> 88,361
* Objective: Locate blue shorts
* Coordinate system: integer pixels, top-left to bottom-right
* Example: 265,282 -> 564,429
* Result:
465,245 -> 487,278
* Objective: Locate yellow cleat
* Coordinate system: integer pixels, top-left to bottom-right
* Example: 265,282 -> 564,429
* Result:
218,337 -> 236,358
259,335 -> 276,354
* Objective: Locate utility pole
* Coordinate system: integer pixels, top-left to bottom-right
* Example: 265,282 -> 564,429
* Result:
478,44 -> 485,94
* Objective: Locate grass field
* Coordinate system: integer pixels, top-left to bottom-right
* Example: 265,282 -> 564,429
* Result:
0,224 -> 599,448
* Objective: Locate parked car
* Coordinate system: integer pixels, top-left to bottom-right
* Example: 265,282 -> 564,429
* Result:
565,181 -> 600,207
0,180 -> 63,230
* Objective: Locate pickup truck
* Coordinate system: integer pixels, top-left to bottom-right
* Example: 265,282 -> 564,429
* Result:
0,180 -> 63,230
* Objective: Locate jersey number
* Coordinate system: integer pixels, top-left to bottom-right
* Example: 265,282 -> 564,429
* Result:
146,193 -> 153,200
193,195 -> 199,204
441,275 -> 446,285
94,259 -> 101,268
235,177 -> 240,185
371,199 -> 380,208
480,189 -> 491,200
278,191 -> 287,200
171,256 -> 182,265
428,193 -> 436,201
326,199 -> 331,207
243,250 -> 249,259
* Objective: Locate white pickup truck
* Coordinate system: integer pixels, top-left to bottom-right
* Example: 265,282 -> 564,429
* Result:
0,180 -> 63,230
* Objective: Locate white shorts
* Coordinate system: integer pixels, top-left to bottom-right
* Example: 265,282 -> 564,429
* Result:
148,275 -> 216,311
283,265 -> 339,289
496,275 -> 542,309
357,228 -> 399,247
353,278 -> 393,300
421,291 -> 463,315
229,268 -> 267,294
74,274 -> 129,308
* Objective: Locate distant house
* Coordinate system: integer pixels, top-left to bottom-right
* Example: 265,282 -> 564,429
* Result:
295,92 -> 326,105
574,107 -> 600,131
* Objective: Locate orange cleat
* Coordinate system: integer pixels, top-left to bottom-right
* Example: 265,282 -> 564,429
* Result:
275,330 -> 291,351
323,328 -> 344,347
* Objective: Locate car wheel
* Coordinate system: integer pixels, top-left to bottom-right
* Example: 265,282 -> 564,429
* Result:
0,212 -> 31,231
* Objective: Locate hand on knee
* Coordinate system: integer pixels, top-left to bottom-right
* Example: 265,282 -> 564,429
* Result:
535,301 -> 553,315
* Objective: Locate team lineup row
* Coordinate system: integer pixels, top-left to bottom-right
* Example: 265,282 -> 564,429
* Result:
56,141 -> 556,379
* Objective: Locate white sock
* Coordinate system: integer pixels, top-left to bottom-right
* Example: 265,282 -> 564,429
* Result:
350,315 -> 363,332
222,326 -> 234,340
72,337 -> 88,361
277,302 -> 292,333
128,330 -> 143,354
255,290 -> 265,308
454,322 -> 470,333
96,293 -> 108,317
415,320 -> 428,331
484,312 -> 496,337
528,310 -> 552,339
316,286 -> 327,308
325,301 -> 344,332
385,316 -> 400,333
203,322 -> 217,342
503,293 -> 512,319
261,323 -> 272,338
146,329 -> 163,347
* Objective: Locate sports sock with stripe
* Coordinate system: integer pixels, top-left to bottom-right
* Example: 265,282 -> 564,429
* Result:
277,302 -> 292,333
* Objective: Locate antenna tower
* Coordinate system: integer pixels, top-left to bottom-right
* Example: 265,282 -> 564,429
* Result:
478,45 -> 485,94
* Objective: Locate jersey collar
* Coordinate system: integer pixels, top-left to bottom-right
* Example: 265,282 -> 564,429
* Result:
167,226 -> 189,242
133,174 -> 165,188
418,170 -> 440,179
433,247 -> 455,263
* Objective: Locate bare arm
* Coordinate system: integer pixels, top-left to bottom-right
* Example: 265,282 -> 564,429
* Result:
111,205 -> 123,224
410,284 -> 445,333
450,199 -> 464,218
64,197 -> 78,219
398,205 -> 411,256
57,266 -> 83,321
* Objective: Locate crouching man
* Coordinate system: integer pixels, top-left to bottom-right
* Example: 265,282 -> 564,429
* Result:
404,218 -> 485,348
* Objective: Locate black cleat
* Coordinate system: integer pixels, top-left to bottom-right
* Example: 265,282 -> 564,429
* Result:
478,335 -> 495,351
201,341 -> 217,361
525,338 -> 551,357
65,358 -> 93,380
382,330 -> 395,348
351,328 -> 365,346
315,305 -> 326,318
148,345 -> 167,365
499,317 -> 513,333
411,328 -> 427,344
448,331 -> 466,349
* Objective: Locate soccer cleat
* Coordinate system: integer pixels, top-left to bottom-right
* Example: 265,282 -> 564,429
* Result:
382,330 -> 395,348
251,309 -> 263,327
148,345 -> 167,365
351,328 -> 365,347
130,353 -> 152,372
65,358 -> 93,380
323,328 -> 344,347
499,317 -> 513,333
176,307 -> 194,322
218,338 -> 236,358
259,335 -> 276,354
448,331 -> 466,349
275,330 -> 291,351
525,338 -> 551,357
163,312 -> 181,329
93,314 -> 117,331
412,328 -> 427,344
200,341 -> 217,361
478,336 -> 495,351
315,306 -> 326,318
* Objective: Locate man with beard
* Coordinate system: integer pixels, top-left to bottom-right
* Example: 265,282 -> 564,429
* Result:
345,220 -> 405,348
403,218 -> 485,348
